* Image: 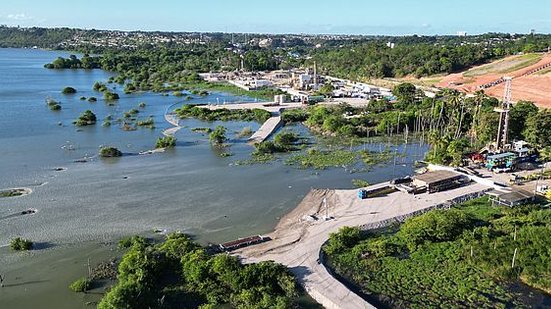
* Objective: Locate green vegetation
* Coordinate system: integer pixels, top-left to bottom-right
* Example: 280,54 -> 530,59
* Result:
74,110 -> 97,126
191,127 -> 212,134
236,126 -> 253,137
10,237 -> 33,251
45,54 -> 101,69
286,148 -> 357,169
69,277 -> 91,293
79,96 -> 86,100
209,125 -> 227,145
97,233 -> 301,308
0,190 -> 24,198
324,197 -> 551,308
99,147 -> 122,158
103,91 -> 120,101
283,87 -> 550,166
88,96 -> 97,102
175,105 -> 271,123
253,131 -> 300,156
234,153 -> 276,165
118,236 -> 146,249
136,117 -> 155,128
47,101 -> 61,111
138,102 -> 146,108
156,136 -> 176,149
351,179 -> 370,188
62,86 -> 77,94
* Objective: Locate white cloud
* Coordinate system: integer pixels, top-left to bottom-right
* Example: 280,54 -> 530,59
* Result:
6,13 -> 33,21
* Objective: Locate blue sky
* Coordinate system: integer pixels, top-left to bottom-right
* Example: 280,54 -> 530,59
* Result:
1,0 -> 550,35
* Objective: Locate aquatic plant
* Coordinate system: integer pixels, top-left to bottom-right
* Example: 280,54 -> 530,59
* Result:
69,277 -> 91,293
10,237 -> 33,251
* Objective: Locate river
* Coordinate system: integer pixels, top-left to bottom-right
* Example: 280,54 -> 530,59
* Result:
0,48 -> 427,308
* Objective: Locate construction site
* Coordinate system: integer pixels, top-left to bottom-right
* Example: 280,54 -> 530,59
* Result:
438,52 -> 551,108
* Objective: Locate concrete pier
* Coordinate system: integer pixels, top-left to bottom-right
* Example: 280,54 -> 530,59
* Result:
248,115 -> 283,144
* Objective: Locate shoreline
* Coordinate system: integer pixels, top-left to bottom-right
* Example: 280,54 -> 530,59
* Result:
236,179 -> 490,308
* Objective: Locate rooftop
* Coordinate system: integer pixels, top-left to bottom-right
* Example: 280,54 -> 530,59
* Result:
488,189 -> 535,204
487,152 -> 517,160
413,170 -> 462,185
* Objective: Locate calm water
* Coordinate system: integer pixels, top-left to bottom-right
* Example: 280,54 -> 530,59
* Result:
0,48 -> 427,308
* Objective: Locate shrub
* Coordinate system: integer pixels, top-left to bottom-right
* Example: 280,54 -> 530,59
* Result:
88,97 -> 97,102
69,277 -> 91,293
62,86 -> 77,94
10,237 -> 33,251
103,91 -> 120,101
209,126 -> 227,145
156,136 -> 176,149
274,131 -> 298,148
99,147 -> 122,158
74,110 -> 97,126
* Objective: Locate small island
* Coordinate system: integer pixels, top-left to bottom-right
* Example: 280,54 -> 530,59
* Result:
99,146 -> 123,158
62,86 -> 77,94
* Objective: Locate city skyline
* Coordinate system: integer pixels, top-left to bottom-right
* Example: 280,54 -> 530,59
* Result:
1,0 -> 550,35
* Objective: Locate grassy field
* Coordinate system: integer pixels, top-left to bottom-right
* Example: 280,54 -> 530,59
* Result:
463,53 -> 543,77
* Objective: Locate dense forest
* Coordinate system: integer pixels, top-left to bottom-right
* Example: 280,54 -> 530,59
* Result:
310,34 -> 551,78
88,233 -> 306,308
324,197 -> 551,308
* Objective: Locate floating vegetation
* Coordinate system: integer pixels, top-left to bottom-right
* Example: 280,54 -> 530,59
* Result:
191,127 -> 212,134
286,148 -> 357,169
236,126 -> 253,138
136,118 -> 155,129
233,153 -> 275,165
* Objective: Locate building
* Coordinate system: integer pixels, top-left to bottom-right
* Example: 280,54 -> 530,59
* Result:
487,189 -> 536,207
412,170 -> 470,193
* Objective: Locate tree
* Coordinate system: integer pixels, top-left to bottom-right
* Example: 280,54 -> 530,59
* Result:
392,83 -> 417,106
524,109 -> 551,148
509,101 -> 538,141
155,136 -> 176,149
209,126 -> 227,145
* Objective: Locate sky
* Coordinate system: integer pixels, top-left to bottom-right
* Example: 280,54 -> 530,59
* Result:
1,0 -> 551,35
